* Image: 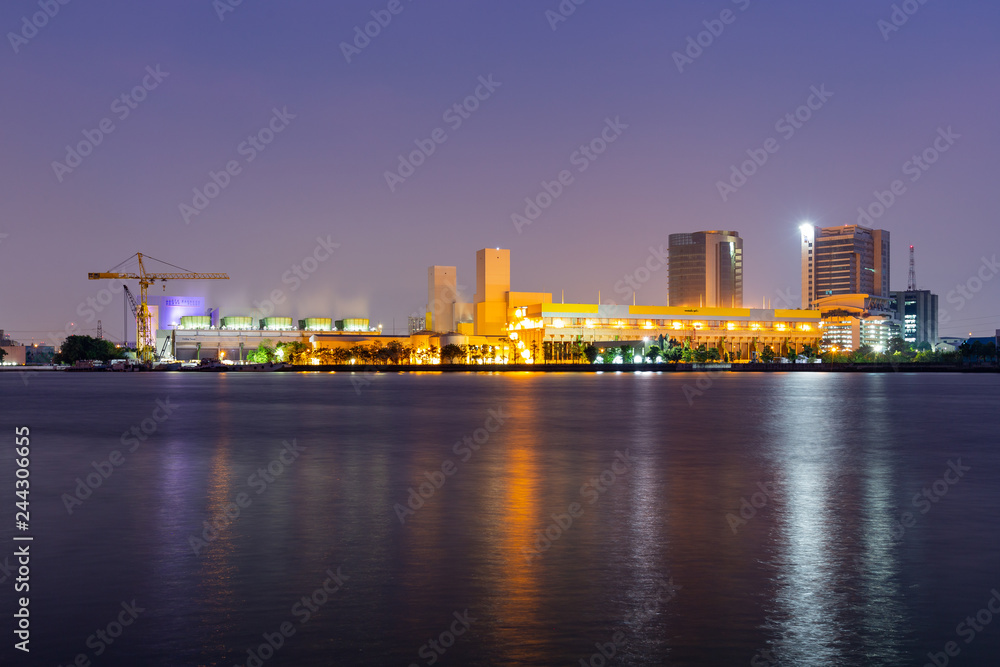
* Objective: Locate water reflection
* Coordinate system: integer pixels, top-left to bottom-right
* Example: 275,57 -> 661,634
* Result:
767,376 -> 848,666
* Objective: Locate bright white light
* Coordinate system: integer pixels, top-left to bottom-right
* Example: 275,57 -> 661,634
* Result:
633,354 -> 642,363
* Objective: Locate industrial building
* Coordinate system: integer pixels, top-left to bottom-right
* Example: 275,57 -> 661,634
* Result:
409,248 -> 821,363
0,330 -> 56,365
668,231 -> 743,308
156,316 -> 377,361
81,245 -> 825,365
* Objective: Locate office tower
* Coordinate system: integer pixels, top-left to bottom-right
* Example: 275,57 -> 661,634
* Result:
890,289 -> 938,345
667,231 -> 743,308
801,224 -> 890,308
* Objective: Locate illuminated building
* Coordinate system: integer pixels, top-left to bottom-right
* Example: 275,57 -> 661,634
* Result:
801,224 -> 890,309
668,231 -> 743,307
813,293 -> 896,352
508,303 -> 821,362
889,289 -> 938,345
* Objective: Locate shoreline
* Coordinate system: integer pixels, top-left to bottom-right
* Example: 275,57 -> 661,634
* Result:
5,363 -> 997,374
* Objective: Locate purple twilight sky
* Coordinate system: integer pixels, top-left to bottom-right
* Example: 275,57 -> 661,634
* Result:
1,0 -> 998,344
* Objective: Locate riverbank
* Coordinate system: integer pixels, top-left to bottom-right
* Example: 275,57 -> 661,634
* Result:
5,362 -> 997,373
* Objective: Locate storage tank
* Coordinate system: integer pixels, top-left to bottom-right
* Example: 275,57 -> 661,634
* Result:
180,315 -> 211,329
336,318 -> 369,332
221,316 -> 254,330
409,332 -> 431,350
299,318 -> 333,331
439,333 -> 469,348
260,317 -> 294,331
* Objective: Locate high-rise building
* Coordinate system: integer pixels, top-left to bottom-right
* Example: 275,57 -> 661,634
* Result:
801,224 -> 890,308
667,231 -> 743,308
889,289 -> 938,345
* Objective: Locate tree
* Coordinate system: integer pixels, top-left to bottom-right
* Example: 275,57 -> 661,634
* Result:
759,345 -> 775,363
664,343 -> 683,362
0,348 -> 6,363
584,344 -> 599,364
916,340 -> 932,352
54,335 -> 126,365
441,344 -> 463,363
693,344 -> 709,363
802,344 -> 816,359
278,341 -> 310,365
246,338 -> 276,364
888,336 -> 908,355
347,344 -> 369,364
647,345 -> 661,363
384,340 -> 406,364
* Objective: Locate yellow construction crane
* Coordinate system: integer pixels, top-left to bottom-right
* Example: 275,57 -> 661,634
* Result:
89,253 -> 228,362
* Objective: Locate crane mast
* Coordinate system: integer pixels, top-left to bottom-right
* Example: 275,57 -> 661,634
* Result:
89,253 -> 228,362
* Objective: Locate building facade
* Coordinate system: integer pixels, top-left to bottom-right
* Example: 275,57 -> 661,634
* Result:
889,289 -> 938,346
509,303 -> 821,362
813,293 -> 896,352
668,231 -> 743,308
801,225 -> 890,309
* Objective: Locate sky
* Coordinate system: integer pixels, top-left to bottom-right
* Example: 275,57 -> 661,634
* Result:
1,0 -> 998,345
